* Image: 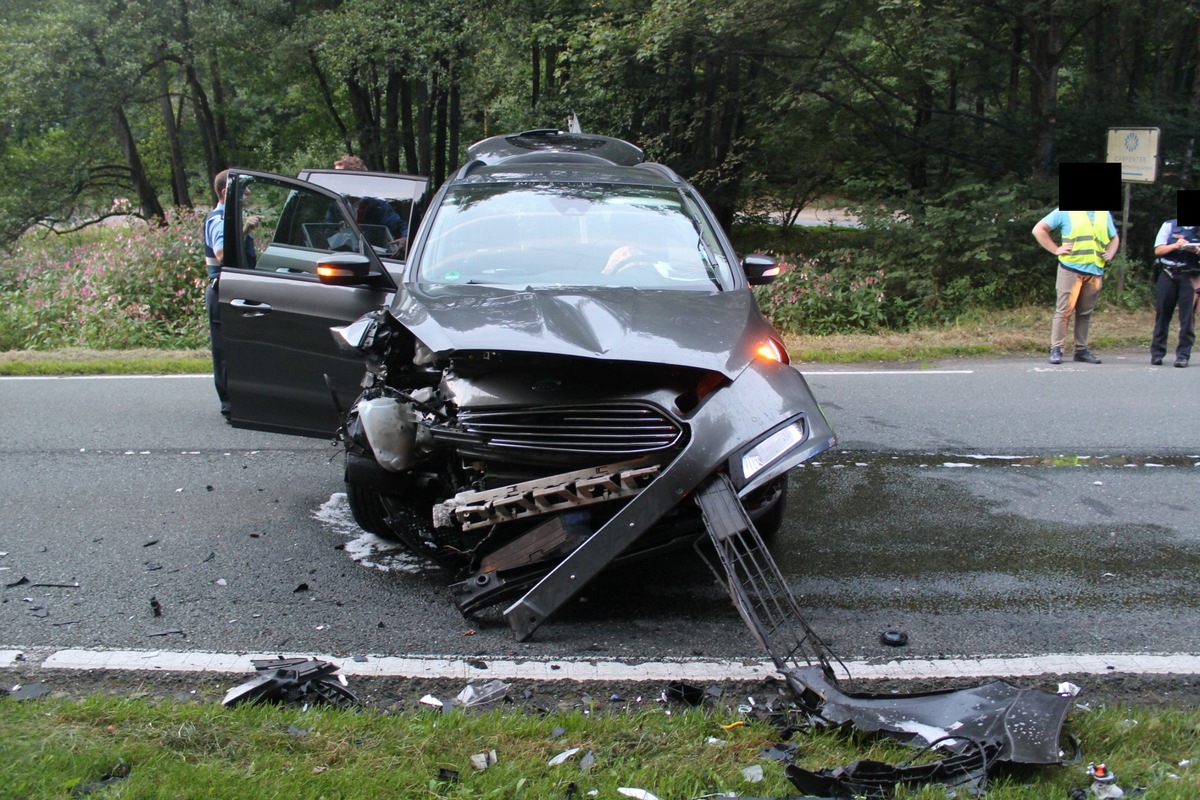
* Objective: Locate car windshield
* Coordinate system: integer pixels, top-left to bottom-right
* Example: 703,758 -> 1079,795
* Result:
416,183 -> 733,289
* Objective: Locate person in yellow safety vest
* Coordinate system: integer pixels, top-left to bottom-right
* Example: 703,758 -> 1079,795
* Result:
1032,208 -> 1120,365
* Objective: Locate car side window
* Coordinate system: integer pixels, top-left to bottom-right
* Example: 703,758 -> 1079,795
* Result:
231,175 -> 358,275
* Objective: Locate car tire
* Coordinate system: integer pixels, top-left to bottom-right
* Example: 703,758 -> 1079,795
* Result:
346,482 -> 392,537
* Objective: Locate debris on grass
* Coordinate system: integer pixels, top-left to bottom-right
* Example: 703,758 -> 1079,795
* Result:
221,657 -> 359,710
71,762 -> 130,797
456,679 -> 510,707
549,747 -> 582,766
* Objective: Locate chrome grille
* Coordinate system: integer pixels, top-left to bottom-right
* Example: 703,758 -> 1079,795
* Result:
456,403 -> 683,455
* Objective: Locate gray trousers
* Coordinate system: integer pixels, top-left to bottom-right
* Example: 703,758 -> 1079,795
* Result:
1050,265 -> 1103,351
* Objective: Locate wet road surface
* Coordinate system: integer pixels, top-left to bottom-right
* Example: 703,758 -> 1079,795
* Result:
1,356 -> 1197,666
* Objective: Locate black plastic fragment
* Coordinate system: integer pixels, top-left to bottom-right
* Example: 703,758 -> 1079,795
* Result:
72,763 -> 130,797
760,742 -> 800,762
7,683 -> 51,701
665,681 -> 705,706
783,665 -> 1072,765
785,740 -> 995,798
222,657 -> 360,710
880,630 -> 908,646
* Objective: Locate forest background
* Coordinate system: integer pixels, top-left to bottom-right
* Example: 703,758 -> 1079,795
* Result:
0,0 -> 1197,352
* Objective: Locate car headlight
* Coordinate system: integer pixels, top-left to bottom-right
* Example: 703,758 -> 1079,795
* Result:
740,421 -> 805,480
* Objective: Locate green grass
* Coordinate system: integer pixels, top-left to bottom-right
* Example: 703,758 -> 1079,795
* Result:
0,306 -> 1160,376
782,305 -> 1155,364
0,348 -> 209,376
0,696 -> 1197,799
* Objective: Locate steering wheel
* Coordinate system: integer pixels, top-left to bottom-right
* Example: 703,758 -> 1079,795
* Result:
602,245 -> 661,278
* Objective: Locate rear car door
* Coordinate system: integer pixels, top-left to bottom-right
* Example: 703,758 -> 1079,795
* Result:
219,169 -> 400,438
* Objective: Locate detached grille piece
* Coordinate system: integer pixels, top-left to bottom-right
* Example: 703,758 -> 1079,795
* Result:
455,403 -> 683,456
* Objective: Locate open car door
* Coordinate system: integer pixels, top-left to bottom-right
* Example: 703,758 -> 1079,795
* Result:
219,169 -> 404,438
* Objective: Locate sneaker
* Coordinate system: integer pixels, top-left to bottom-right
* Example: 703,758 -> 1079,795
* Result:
1151,356 -> 1163,365
1048,347 -> 1062,365
1175,357 -> 1189,368
1073,349 -> 1101,364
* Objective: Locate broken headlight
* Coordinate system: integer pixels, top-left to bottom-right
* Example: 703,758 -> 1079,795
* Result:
738,420 -> 804,482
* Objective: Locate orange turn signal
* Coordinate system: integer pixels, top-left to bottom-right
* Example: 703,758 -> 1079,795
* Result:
755,338 -> 789,364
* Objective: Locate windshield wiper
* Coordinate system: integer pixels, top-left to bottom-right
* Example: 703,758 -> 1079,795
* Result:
695,235 -> 723,290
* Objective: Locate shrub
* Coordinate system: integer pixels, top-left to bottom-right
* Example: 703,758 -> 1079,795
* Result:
753,254 -> 917,334
0,210 -> 209,350
741,177 -> 1077,335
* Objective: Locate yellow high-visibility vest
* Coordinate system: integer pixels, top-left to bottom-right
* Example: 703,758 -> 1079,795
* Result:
1060,210 -> 1112,271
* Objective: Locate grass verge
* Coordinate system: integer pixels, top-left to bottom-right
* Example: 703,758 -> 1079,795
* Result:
0,308 -> 1157,375
783,306 -> 1155,363
0,348 -> 210,376
1,695 -> 1198,799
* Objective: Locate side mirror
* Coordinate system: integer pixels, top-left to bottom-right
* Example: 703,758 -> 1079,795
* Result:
742,253 -> 781,286
316,253 -> 378,286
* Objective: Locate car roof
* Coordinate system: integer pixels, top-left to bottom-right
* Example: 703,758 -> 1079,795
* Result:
467,130 -> 645,167
454,161 -> 684,189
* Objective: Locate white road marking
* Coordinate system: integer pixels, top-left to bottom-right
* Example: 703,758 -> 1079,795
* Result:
6,648 -> 1199,682
802,370 -> 975,376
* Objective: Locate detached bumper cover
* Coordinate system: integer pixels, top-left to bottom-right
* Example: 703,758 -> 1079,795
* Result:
504,360 -> 834,640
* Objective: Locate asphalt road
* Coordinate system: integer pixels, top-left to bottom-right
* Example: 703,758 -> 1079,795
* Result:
2,352 -> 1198,667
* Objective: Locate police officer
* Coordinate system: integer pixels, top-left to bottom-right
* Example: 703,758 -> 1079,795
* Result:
203,170 -> 232,419
1150,220 -> 1200,368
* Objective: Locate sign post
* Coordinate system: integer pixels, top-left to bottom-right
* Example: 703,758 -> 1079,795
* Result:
1106,127 -> 1160,289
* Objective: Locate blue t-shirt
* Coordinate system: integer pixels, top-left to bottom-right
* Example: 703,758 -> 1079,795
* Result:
204,203 -> 225,279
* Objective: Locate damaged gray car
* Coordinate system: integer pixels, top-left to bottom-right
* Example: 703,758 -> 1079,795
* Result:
218,130 -> 836,640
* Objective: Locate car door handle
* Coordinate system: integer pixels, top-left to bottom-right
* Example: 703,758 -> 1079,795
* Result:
229,298 -> 272,316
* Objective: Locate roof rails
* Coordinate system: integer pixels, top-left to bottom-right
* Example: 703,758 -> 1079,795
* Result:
466,130 -> 644,167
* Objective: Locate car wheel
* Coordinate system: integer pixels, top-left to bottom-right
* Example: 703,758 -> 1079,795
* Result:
346,482 -> 392,537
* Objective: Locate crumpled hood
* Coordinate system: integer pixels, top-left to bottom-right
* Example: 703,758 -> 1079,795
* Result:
391,285 -> 776,378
